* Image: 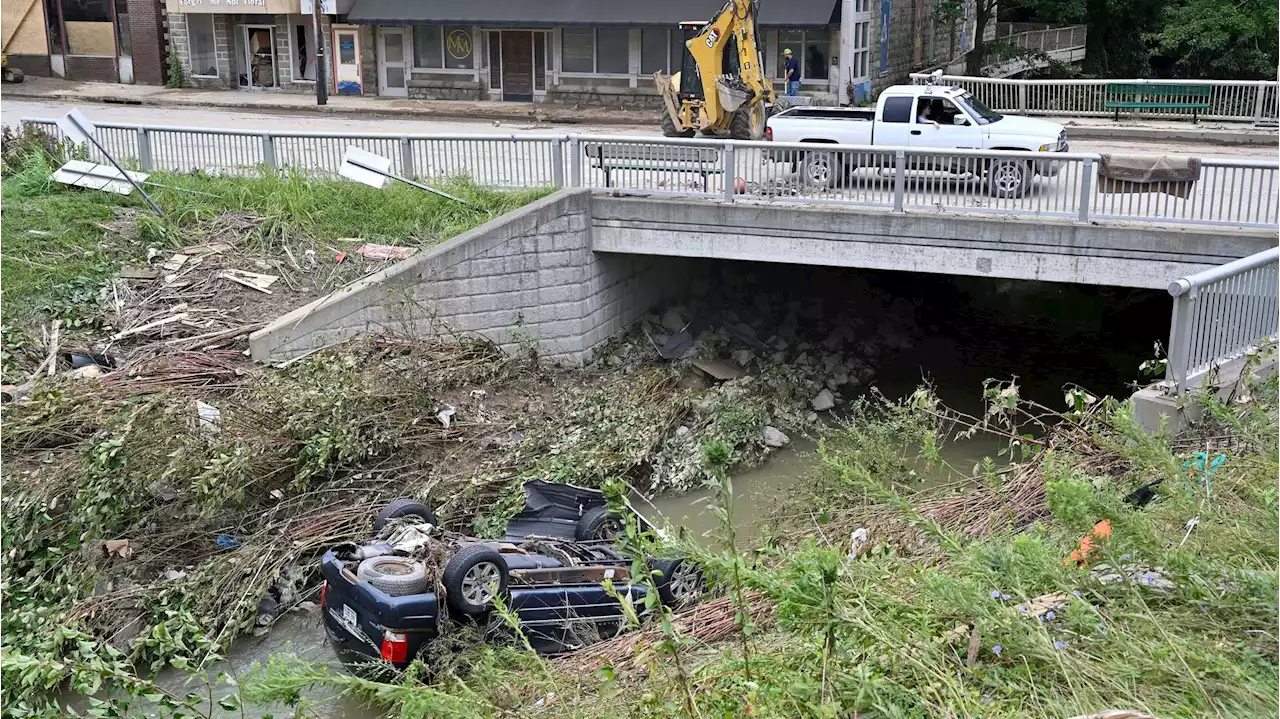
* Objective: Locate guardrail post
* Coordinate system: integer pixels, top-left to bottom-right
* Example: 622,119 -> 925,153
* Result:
137,127 -> 152,172
568,135 -> 582,187
893,150 -> 906,212
399,136 -> 414,178
1018,83 -> 1028,114
723,143 -> 736,201
1165,292 -> 1195,394
261,133 -> 277,170
1253,85 -> 1268,124
1078,157 -> 1093,223
551,138 -> 564,188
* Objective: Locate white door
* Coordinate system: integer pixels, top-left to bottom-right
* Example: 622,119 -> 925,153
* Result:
907,97 -> 983,150
377,27 -> 409,97
873,94 -> 915,147
332,26 -> 364,95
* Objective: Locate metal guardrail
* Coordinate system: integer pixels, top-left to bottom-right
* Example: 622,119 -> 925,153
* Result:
21,118 -> 1280,228
1165,247 -> 1280,393
908,74 -> 1280,124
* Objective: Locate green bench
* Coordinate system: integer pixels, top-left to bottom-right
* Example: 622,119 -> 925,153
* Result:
583,142 -> 724,192
1105,83 -> 1213,122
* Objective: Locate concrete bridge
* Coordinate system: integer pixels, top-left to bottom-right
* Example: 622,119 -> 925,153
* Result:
251,189 -> 1276,364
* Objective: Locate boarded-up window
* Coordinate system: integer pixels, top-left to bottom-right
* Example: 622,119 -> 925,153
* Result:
534,31 -> 546,90
488,31 -> 500,89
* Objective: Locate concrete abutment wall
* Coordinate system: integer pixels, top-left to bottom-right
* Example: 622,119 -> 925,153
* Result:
250,189 -> 687,364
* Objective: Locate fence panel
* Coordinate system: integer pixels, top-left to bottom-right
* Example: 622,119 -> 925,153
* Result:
273,134 -> 404,177
146,128 -> 265,174
1089,160 -> 1278,228
410,136 -> 558,188
1166,247 -> 1280,392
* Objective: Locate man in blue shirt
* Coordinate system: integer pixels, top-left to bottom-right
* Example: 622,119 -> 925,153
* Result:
783,48 -> 800,96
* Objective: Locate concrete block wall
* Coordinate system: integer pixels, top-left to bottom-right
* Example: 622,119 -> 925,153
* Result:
250,189 -> 682,364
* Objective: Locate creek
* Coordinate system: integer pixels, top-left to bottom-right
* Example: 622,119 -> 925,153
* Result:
128,266 -> 1170,717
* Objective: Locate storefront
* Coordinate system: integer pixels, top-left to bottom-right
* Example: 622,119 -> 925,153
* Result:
1,0 -> 165,82
345,0 -> 844,105
166,0 -> 353,92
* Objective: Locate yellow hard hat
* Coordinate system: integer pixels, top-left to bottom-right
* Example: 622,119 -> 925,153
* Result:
783,48 -> 793,55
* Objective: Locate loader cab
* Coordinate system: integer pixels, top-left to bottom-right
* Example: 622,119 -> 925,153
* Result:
677,21 -> 704,99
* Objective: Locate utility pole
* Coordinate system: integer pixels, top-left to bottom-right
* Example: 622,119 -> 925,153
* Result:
312,0 -> 328,105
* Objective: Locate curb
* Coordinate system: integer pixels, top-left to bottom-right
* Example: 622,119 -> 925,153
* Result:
1063,124 -> 1277,147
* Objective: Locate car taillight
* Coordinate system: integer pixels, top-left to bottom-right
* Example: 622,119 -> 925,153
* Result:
381,631 -> 408,663
320,582 -> 328,608
764,126 -> 773,141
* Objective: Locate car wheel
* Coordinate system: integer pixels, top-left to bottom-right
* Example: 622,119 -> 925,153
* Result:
357,556 -> 429,597
803,151 -> 839,188
372,498 -> 438,533
442,545 -> 509,617
575,506 -> 622,541
650,558 -> 704,608
987,159 -> 1029,199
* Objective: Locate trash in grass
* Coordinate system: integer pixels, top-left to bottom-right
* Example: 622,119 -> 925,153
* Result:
104,539 -> 133,560
355,243 -> 415,261
218,269 -> 278,294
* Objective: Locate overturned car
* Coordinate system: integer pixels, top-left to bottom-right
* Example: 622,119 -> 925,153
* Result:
320,480 -> 703,667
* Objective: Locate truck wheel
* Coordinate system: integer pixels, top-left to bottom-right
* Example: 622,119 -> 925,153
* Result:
802,151 -> 839,188
650,558 -> 704,608
662,111 -> 695,138
357,556 -> 429,597
575,506 -> 621,541
442,545 -> 509,617
372,498 -> 438,533
987,159 -> 1029,199
729,103 -> 766,140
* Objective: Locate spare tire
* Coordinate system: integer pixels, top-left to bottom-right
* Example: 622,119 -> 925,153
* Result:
575,505 -> 622,541
372,498 -> 438,532
357,556 -> 429,597
442,545 -> 509,617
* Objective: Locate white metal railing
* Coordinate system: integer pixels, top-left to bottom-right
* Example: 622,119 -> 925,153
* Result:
908,74 -> 1280,124
20,118 -> 1280,228
1165,247 -> 1280,393
995,25 -> 1087,54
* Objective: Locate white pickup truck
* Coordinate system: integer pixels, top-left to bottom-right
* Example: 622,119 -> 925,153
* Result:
765,84 -> 1068,197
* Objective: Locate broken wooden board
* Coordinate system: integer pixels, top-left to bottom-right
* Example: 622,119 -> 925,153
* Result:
218,269 -> 278,294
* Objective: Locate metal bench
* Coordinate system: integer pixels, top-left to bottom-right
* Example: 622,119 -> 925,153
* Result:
1105,83 -> 1212,122
582,142 -> 724,191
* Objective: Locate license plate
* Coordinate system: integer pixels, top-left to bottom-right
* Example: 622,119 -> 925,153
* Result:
342,604 -> 358,626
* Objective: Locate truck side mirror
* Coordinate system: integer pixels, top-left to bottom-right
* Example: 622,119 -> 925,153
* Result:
952,115 -> 969,126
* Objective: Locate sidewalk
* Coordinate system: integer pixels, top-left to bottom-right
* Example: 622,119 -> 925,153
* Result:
5,76 -> 1276,145
3,76 -> 640,126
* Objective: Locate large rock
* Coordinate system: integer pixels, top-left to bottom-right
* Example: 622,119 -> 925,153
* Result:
811,389 -> 836,412
762,426 -> 790,448
661,308 -> 686,332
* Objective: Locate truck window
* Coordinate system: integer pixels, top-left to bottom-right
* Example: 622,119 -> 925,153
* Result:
881,96 -> 913,123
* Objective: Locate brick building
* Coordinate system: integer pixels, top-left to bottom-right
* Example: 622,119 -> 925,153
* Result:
1,0 -> 169,83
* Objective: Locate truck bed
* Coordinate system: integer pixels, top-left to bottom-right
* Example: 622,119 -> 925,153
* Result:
768,106 -> 877,145
773,107 -> 876,122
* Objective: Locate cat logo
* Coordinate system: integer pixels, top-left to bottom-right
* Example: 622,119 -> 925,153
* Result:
705,29 -> 720,47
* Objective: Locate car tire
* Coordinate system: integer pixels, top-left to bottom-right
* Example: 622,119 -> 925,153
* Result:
442,545 -> 509,617
802,150 -> 839,188
987,159 -> 1029,199
357,556 -> 429,597
650,558 -> 703,608
575,506 -> 622,542
372,498 -> 438,533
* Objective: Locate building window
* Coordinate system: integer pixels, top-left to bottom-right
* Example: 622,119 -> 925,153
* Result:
188,15 -> 217,77
61,0 -> 115,55
595,27 -> 628,74
412,25 -> 474,69
291,17 -> 316,81
44,0 -> 64,54
776,29 -> 829,81
641,28 -> 686,74
561,27 -> 593,73
852,21 -> 870,79
561,27 -> 630,74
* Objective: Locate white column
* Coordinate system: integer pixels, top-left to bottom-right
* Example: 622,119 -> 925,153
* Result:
628,28 -> 640,87
839,0 -> 855,104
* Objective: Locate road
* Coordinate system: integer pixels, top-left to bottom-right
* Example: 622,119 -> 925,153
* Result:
5,99 -> 1276,159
